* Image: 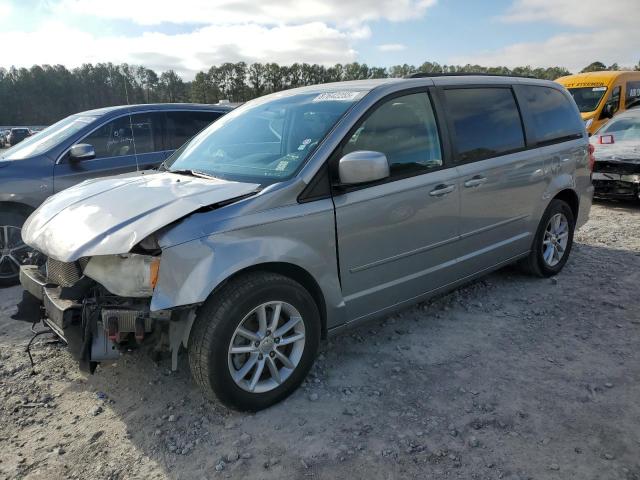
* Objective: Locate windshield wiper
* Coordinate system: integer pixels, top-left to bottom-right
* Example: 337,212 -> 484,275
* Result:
169,169 -> 219,180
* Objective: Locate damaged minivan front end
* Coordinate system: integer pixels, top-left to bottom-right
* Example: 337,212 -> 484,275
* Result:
15,170 -> 259,372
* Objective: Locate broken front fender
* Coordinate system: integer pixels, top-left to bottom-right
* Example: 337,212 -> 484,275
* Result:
150,199 -> 346,329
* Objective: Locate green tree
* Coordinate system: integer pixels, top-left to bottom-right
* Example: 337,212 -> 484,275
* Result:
580,61 -> 607,73
190,71 -> 210,103
248,63 -> 266,97
158,70 -> 185,102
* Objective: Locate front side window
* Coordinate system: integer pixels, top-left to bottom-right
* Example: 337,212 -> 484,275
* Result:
518,85 -> 584,144
444,88 -> 525,163
81,113 -> 162,159
567,86 -> 607,113
342,92 -> 442,176
166,90 -> 365,184
601,86 -> 622,118
165,111 -> 223,150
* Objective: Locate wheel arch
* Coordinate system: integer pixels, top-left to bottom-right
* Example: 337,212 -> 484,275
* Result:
551,189 -> 579,221
0,201 -> 34,219
211,262 -> 329,339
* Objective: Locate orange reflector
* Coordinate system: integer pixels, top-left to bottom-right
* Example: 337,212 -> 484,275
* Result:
150,258 -> 160,289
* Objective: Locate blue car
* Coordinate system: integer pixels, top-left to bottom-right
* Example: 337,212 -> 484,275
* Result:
0,103 -> 233,286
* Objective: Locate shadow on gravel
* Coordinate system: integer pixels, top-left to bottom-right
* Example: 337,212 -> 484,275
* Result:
593,197 -> 640,212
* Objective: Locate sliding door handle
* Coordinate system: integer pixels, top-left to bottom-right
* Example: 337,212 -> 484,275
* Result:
464,176 -> 487,188
429,184 -> 456,197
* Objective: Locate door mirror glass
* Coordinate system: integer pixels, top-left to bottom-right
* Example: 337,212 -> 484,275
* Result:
69,143 -> 96,161
600,86 -> 621,120
600,103 -> 614,119
338,150 -> 389,185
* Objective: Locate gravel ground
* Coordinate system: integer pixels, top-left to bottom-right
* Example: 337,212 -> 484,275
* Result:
1,201 -> 639,480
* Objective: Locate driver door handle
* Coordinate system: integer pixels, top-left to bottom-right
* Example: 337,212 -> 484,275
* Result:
429,184 -> 456,197
464,176 -> 487,188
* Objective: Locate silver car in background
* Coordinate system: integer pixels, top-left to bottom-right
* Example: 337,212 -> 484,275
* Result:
16,75 -> 593,411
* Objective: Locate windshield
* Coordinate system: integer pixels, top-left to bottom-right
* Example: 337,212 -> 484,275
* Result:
1,114 -> 97,160
166,90 -> 365,184
599,115 -> 640,141
567,86 -> 607,113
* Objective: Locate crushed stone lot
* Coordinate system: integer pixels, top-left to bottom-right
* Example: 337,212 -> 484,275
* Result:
1,202 -> 639,480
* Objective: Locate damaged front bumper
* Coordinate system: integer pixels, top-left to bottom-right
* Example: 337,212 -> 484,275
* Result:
16,264 -> 167,373
592,162 -> 640,200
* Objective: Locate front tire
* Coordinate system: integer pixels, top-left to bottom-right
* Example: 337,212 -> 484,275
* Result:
520,199 -> 575,277
0,208 -> 31,287
188,272 -> 321,411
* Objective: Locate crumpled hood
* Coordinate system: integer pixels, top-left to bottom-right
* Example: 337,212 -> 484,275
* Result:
22,171 -> 259,262
592,140 -> 640,163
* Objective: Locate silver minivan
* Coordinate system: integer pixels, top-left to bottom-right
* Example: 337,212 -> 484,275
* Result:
16,75 -> 593,410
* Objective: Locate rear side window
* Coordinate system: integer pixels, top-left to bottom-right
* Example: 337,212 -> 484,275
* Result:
165,111 -> 223,150
342,92 -> 442,177
444,88 -> 525,163
518,85 -> 583,144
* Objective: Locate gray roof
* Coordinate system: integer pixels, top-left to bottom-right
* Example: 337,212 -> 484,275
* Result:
79,103 -> 235,116
267,75 -> 557,98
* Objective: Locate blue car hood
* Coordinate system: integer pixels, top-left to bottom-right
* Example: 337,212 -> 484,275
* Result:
22,171 -> 259,262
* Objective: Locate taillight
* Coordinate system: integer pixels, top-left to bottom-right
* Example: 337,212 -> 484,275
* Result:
588,144 -> 596,172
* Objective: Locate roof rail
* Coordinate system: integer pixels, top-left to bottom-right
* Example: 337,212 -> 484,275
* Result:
406,72 -> 538,79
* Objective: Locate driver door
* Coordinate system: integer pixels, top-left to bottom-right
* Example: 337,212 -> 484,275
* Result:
53,112 -> 165,192
332,90 -> 461,322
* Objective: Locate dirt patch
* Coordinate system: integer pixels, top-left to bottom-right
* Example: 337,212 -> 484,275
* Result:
1,202 -> 639,480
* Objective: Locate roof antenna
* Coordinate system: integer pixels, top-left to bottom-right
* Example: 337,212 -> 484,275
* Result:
124,80 -> 140,172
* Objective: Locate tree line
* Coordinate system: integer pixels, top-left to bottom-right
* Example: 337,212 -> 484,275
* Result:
1,60 -> 638,125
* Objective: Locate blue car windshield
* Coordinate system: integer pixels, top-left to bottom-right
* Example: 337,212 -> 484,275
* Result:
166,90 -> 366,184
1,114 -> 97,160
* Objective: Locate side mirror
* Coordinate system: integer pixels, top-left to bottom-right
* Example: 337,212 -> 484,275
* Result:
600,103 -> 614,120
69,144 -> 96,161
338,150 -> 390,185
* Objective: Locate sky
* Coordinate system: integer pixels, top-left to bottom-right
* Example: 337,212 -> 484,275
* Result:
0,0 -> 638,79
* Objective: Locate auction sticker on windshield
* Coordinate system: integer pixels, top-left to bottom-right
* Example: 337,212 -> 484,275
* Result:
313,91 -> 362,102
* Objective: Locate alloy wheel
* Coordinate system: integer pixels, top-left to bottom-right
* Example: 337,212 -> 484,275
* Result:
0,225 -> 30,281
227,301 -> 306,393
542,213 -> 569,267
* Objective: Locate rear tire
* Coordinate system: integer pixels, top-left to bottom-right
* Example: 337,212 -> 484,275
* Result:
519,199 -> 575,277
188,272 -> 321,411
0,208 -> 31,287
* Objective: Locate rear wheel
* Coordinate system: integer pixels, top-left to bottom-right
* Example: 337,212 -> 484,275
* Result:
188,272 -> 321,411
519,199 -> 575,277
0,209 -> 32,287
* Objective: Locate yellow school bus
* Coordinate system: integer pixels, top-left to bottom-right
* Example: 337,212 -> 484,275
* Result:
556,71 -> 640,135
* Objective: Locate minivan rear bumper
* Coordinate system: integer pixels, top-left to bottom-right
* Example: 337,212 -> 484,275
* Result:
577,184 -> 594,229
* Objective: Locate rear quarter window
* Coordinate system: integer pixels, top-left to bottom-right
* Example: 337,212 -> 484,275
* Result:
517,85 -> 583,145
443,87 -> 525,163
